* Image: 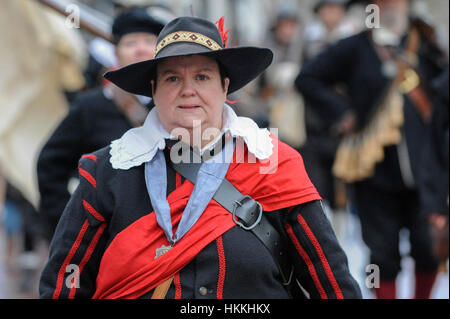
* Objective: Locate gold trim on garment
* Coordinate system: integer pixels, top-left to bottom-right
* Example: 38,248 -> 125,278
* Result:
399,68 -> 420,94
332,87 -> 405,183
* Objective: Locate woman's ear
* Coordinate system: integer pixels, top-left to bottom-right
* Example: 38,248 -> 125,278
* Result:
223,77 -> 230,94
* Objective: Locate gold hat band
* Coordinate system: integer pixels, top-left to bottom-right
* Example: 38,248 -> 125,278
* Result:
155,31 -> 222,56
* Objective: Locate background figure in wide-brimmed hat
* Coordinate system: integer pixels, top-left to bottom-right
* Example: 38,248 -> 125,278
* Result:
40,16 -> 361,299
36,8 -> 168,239
296,0 -> 448,299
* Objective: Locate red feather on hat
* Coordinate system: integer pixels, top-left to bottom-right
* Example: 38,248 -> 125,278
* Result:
215,17 -> 240,104
215,16 -> 230,48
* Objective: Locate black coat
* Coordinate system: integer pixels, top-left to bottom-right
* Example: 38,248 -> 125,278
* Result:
37,88 -> 134,236
39,145 -> 362,299
296,30 -> 447,207
419,67 -> 449,216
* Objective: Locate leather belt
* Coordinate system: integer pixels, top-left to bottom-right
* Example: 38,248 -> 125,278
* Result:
171,160 -> 295,288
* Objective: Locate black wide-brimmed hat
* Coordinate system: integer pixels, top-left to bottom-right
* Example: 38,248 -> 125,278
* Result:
104,16 -> 273,97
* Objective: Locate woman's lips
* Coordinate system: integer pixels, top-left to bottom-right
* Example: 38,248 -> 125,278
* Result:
178,105 -> 201,110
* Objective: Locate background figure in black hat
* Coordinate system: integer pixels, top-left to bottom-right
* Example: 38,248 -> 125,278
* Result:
36,8 -> 166,239
84,1 -> 174,89
296,0 -> 448,298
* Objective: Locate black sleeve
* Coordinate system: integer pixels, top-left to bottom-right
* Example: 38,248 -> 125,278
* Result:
431,67 -> 449,167
295,38 -> 355,125
39,155 -> 109,299
417,68 -> 449,217
37,102 -> 86,235
417,120 -> 449,217
278,200 -> 362,299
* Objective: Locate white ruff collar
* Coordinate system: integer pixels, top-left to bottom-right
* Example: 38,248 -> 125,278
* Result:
110,104 -> 273,170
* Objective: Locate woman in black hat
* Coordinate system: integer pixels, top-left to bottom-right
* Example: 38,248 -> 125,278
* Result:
39,16 -> 361,299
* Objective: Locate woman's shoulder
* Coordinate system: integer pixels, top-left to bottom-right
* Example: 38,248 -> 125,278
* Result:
79,145 -> 112,165
78,145 -> 116,182
78,145 -> 146,188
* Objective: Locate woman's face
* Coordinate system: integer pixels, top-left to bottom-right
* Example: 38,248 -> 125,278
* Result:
152,55 -> 230,147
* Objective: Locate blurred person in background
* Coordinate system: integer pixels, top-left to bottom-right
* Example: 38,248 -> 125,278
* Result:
419,67 -> 449,267
0,174 -> 47,296
303,0 -> 358,62
1,183 -> 45,294
296,0 -> 448,298
37,8 -> 166,239
84,0 -> 175,89
264,10 -> 303,66
1,181 -> 23,274
259,9 -> 307,151
296,0 -> 359,236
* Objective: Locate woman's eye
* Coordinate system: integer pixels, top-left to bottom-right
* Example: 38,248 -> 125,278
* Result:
167,76 -> 178,82
196,74 -> 208,81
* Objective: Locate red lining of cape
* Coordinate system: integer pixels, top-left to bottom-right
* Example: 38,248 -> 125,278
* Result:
92,136 -> 321,298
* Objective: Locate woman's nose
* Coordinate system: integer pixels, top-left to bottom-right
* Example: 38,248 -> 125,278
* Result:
180,79 -> 196,97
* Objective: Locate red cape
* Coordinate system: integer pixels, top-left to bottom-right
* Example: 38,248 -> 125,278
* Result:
93,135 -> 320,298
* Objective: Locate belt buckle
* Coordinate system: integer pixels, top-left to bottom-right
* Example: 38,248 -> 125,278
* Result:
232,195 -> 263,230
